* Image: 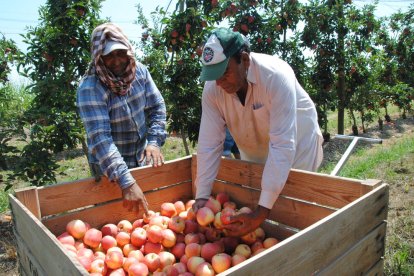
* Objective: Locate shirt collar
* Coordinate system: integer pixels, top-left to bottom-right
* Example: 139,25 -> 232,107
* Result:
246,53 -> 256,84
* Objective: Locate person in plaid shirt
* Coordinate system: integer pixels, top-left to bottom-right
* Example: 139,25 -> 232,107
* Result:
77,23 -> 166,214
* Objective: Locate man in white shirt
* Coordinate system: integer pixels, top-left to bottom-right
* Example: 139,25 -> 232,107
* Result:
193,28 -> 324,236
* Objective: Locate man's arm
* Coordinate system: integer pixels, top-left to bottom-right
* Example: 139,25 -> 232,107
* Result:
194,83 -> 227,210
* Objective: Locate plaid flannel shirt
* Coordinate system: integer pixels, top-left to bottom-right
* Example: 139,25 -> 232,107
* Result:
77,63 -> 166,189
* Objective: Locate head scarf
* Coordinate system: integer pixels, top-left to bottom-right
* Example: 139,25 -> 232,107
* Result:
87,23 -> 136,95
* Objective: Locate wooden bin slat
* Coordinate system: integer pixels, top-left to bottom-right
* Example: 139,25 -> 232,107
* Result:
261,220 -> 297,241
221,184 -> 388,275
43,181 -> 193,235
15,187 -> 41,219
317,222 -> 386,275
212,181 -> 335,230
214,157 -> 377,208
37,156 -> 192,217
365,259 -> 384,276
9,194 -> 88,276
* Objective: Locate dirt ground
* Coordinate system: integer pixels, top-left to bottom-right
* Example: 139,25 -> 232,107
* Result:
0,116 -> 413,275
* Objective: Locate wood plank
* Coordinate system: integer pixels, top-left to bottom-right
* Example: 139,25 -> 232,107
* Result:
317,222 -> 386,275
15,231 -> 48,276
214,157 -> 379,209
191,154 -> 197,196
37,157 -> 192,217
261,220 -> 297,241
15,187 -> 41,219
9,194 -> 88,275
43,181 -> 193,235
220,184 -> 388,275
212,181 -> 335,230
365,259 -> 384,276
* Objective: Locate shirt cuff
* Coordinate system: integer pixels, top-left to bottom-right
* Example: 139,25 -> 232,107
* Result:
258,190 -> 279,210
195,182 -> 213,200
118,172 -> 136,190
147,135 -> 164,147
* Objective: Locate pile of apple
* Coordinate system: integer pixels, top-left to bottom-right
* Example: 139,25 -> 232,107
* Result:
56,192 -> 280,276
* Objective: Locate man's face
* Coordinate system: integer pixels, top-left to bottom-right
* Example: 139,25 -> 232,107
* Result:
215,54 -> 248,94
102,50 -> 129,77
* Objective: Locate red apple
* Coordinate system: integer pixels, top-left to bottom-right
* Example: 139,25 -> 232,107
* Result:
147,224 -> 164,243
150,215 -> 170,229
116,231 -> 130,247
204,197 -> 221,214
174,200 -> 186,214
234,244 -> 251,258
186,256 -> 205,274
143,210 -> 156,224
173,262 -> 187,274
221,208 -> 236,225
108,267 -> 126,276
184,220 -> 198,234
231,254 -> 246,266
143,241 -> 163,254
251,240 -> 264,254
123,243 -> 138,257
57,232 -> 75,246
143,252 -> 161,272
254,227 -> 266,241
131,227 -> 147,247
128,262 -> 149,276
213,212 -> 224,229
94,251 -> 106,261
105,250 -> 124,270
186,208 -> 196,221
117,220 -> 133,233
185,199 -> 195,210
263,237 -> 279,249
101,235 -> 117,252
241,231 -> 257,245
168,216 -> 185,233
195,262 -> 215,276
162,228 -> 177,248
66,219 -> 87,239
171,242 -> 186,259
123,256 -> 139,271
185,243 -> 201,258
90,258 -> 107,274
184,233 -> 200,245
132,219 -> 144,230
161,202 -> 177,218
200,242 -> 221,262
196,207 -> 215,226
158,251 -> 176,269
101,223 -> 118,237
128,250 -> 144,262
83,228 -> 102,248
211,253 -> 232,273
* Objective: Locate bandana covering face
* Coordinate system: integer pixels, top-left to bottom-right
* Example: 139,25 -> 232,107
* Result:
87,23 -> 136,95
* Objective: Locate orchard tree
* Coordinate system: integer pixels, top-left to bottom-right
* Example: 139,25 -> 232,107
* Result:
0,35 -> 24,175
302,0 -> 379,136
10,0 -> 104,186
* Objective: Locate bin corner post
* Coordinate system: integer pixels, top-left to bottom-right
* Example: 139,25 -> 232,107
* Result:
14,187 -> 41,219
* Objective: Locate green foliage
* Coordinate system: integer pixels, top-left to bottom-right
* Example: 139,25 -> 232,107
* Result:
7,0 -> 104,188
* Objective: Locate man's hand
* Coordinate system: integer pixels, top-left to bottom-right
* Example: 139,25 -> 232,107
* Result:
140,144 -> 164,167
222,206 -> 270,237
192,198 -> 209,213
122,183 -> 149,215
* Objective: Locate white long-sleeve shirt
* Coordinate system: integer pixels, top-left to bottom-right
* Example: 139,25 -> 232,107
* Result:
195,53 -> 323,209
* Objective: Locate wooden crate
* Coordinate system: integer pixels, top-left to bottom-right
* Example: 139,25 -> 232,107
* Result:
9,155 -> 388,276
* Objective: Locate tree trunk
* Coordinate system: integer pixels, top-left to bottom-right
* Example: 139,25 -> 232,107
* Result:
336,3 -> 346,135
180,128 -> 190,156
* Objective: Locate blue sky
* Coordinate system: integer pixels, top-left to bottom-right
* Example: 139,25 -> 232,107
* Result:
0,0 -> 176,52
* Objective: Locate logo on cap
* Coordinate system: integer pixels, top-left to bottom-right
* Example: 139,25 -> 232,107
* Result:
203,47 -> 214,63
